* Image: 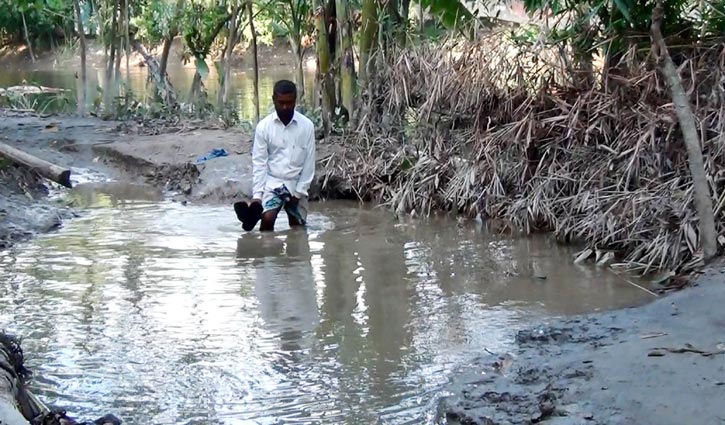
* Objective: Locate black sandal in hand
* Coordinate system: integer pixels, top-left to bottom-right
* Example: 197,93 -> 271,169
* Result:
234,201 -> 263,231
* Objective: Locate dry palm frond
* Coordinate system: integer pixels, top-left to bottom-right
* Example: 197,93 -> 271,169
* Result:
319,32 -> 725,275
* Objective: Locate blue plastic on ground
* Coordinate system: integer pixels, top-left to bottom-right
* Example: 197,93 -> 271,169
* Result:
195,148 -> 229,164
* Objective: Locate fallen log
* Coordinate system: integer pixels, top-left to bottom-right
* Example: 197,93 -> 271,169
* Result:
0,142 -> 72,188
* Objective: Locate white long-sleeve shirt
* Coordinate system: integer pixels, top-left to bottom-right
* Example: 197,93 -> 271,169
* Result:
251,110 -> 316,200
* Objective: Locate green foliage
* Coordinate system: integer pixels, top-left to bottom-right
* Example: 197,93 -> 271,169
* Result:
699,0 -> 725,36
0,0 -> 72,46
521,0 -> 698,57
245,2 -> 281,46
261,0 -> 314,50
181,0 -> 229,58
419,0 -> 473,30
133,0 -> 181,45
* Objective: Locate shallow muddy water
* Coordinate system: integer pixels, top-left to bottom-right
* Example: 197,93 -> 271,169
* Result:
0,183 -> 654,424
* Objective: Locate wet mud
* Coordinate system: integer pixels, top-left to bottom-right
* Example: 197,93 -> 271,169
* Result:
91,128 -> 352,203
439,265 -> 725,425
0,163 -> 75,248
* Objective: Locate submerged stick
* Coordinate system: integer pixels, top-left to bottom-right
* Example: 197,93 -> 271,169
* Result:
0,142 -> 72,188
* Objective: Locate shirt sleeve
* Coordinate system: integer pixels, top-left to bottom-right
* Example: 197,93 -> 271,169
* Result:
294,125 -> 316,198
251,122 -> 268,199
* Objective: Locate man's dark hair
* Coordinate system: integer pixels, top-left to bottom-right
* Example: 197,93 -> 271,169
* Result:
273,80 -> 297,98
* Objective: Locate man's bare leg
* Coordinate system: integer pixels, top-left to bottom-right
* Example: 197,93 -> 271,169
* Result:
260,209 -> 280,232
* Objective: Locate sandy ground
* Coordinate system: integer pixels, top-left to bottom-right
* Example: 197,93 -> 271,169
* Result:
1,110 -> 725,424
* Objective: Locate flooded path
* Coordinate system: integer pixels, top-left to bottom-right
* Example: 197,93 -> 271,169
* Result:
0,183 -> 653,424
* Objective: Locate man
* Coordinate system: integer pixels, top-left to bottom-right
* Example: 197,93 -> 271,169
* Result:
234,80 -> 316,232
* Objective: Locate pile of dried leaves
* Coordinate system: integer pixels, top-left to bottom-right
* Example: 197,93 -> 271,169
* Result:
322,32 -> 725,275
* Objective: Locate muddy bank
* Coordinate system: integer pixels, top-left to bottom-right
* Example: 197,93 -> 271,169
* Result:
0,110 -> 119,247
92,126 -> 353,203
0,164 -> 73,248
439,266 -> 725,424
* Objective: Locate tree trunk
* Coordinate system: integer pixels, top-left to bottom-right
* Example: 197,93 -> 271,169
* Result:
385,0 -> 402,37
651,0 -> 717,262
105,0 -> 118,107
159,0 -> 186,78
218,6 -> 243,107
99,0 -> 107,88
73,0 -> 87,115
297,50 -> 305,99
602,44 -> 626,92
248,2 -> 260,123
315,0 -> 335,134
114,0 -> 124,82
572,5 -> 594,89
289,33 -> 305,99
189,71 -> 207,108
417,0 -> 423,32
131,38 -> 178,107
20,11 -> 35,63
336,0 -> 355,119
358,0 -> 378,88
124,0 -> 130,78
159,38 -> 174,78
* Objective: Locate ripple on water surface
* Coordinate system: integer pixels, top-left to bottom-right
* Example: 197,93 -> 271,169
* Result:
0,190 -> 653,424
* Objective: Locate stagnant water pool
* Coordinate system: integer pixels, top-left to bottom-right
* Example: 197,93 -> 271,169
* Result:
0,183 -> 653,424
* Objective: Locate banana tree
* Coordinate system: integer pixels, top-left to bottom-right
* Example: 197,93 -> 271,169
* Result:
73,0 -> 87,114
358,0 -> 473,87
337,0 -> 355,117
267,0 -> 314,99
358,0 -> 378,87
314,0 -> 335,134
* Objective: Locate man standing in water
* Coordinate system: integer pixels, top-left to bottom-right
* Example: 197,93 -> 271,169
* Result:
234,80 -> 316,232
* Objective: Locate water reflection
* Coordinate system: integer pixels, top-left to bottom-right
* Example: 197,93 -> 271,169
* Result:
0,200 -> 653,424
0,60 -> 317,121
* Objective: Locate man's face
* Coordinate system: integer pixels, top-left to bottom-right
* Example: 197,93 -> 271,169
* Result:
273,92 -> 296,123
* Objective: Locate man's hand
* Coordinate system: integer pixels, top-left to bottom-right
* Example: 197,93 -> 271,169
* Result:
251,198 -> 262,205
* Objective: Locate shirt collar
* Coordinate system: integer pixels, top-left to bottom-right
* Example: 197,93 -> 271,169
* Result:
273,111 -> 298,126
